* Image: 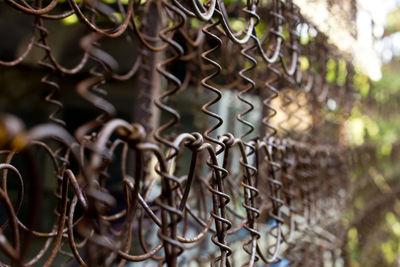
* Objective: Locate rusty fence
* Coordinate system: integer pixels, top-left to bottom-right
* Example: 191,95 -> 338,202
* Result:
0,0 -> 363,266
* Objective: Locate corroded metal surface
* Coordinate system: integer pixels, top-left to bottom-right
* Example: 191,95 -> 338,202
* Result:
0,0 -> 358,266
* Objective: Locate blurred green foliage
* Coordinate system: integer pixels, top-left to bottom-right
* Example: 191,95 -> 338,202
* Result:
345,59 -> 400,266
342,6 -> 400,265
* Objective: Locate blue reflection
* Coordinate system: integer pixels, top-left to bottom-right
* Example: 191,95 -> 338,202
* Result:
270,257 -> 290,267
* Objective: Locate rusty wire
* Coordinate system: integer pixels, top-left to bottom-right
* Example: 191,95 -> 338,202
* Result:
0,0 -> 360,266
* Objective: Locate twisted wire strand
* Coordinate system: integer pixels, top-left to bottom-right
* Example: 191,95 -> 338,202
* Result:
33,17 -> 84,262
259,5 -> 300,256
236,8 -> 262,264
296,144 -> 313,224
265,138 -> 285,264
237,140 -> 260,267
34,17 -> 66,127
257,51 -> 286,266
277,2 -> 301,136
282,141 -> 297,237
262,64 -> 280,139
200,19 -> 224,151
279,0 -> 299,77
256,54 -> 287,264
237,38 -> 257,141
136,141 -> 182,266
200,14 -> 235,267
75,34 -> 118,140
151,2 -> 190,264
153,0 -> 186,158
256,0 -> 284,64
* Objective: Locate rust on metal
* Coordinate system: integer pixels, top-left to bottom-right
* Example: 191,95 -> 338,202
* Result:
0,0 -> 359,266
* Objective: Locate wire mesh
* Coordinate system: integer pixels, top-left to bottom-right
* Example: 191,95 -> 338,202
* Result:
0,0 -> 360,266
